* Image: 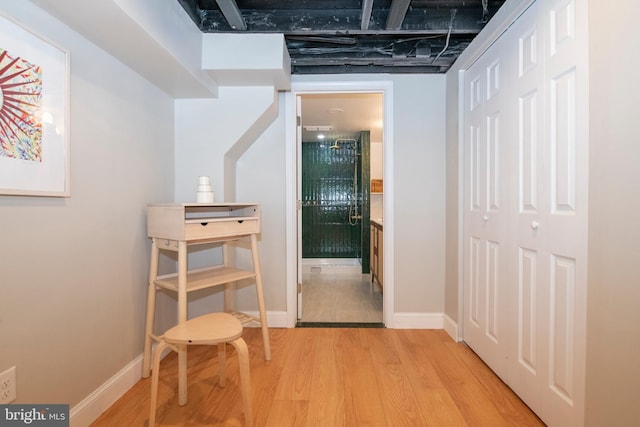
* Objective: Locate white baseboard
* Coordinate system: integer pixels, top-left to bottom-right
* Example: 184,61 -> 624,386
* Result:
70,354 -> 144,427
243,310 -> 288,328
70,310 -> 288,426
443,314 -> 461,342
392,312 -> 444,329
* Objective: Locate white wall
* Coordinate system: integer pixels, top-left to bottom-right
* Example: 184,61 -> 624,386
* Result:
585,1 -> 640,425
174,86 -> 277,203
174,74 -> 448,325
236,93 -> 288,315
444,69 -> 461,325
370,142 -> 383,220
174,87 -> 286,318
392,75 -> 447,314
371,142 -> 383,180
0,0 -> 174,409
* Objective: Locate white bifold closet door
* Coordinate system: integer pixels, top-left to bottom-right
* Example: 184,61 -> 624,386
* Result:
462,31 -> 513,383
462,1 -> 588,426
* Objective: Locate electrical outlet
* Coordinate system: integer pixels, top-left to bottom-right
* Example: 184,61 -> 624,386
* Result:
0,366 -> 16,404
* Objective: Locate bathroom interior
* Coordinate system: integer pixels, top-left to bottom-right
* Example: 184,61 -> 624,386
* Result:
299,93 -> 384,325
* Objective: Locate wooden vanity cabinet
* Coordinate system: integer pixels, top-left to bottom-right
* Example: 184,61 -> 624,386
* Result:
370,221 -> 383,291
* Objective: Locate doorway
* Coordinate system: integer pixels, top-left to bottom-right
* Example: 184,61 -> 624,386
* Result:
297,92 -> 383,325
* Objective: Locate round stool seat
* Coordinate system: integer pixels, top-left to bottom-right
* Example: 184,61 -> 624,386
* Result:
149,312 -> 253,426
164,313 -> 243,345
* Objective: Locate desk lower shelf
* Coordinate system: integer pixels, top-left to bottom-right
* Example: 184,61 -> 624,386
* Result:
230,311 -> 262,327
154,265 -> 257,293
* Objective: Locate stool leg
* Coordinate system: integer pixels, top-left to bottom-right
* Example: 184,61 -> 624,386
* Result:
149,341 -> 169,427
231,337 -> 253,427
218,342 -> 226,387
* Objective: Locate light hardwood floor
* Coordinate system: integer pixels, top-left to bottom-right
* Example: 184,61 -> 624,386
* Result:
91,328 -> 544,426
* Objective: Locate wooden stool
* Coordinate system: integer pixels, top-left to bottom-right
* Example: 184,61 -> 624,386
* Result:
149,313 -> 253,427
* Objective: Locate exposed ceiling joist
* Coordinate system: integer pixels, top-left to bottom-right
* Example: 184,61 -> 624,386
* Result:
386,0 -> 412,30
215,0 -> 246,30
361,0 -> 374,31
177,0 -> 507,74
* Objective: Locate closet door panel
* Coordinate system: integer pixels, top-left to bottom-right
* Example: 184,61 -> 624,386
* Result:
464,71 -> 489,350
550,69 -> 577,213
519,89 -> 539,213
510,2 -> 548,414
464,69 -> 489,351
518,248 -> 538,372
549,254 -> 577,404
468,236 -> 481,326
462,36 -> 511,381
541,0 -> 588,424
470,123 -> 483,213
511,0 -> 587,424
485,240 -> 501,342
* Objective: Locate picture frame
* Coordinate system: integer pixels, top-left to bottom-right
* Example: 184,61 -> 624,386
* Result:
0,13 -> 70,197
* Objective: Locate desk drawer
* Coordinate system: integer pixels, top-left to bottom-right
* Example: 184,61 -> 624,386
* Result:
184,217 -> 259,240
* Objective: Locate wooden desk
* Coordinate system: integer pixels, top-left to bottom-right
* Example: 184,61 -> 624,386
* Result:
142,203 -> 270,404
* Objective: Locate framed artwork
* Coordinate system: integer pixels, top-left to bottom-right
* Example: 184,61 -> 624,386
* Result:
0,13 -> 70,197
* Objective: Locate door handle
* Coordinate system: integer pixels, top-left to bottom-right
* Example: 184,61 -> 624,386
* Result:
531,221 -> 539,230
483,215 -> 489,222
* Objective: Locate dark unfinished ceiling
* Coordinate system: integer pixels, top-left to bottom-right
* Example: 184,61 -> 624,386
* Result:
177,0 -> 506,74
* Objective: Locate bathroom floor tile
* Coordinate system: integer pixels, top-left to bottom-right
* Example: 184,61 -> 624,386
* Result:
300,268 -> 383,324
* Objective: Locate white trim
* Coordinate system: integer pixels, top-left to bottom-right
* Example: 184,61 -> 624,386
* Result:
381,82 -> 395,329
284,92 -> 298,328
443,314 -> 461,342
285,80 -> 395,328
456,69 -> 466,342
393,313 -> 444,329
243,310 -> 289,328
70,355 -> 144,427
